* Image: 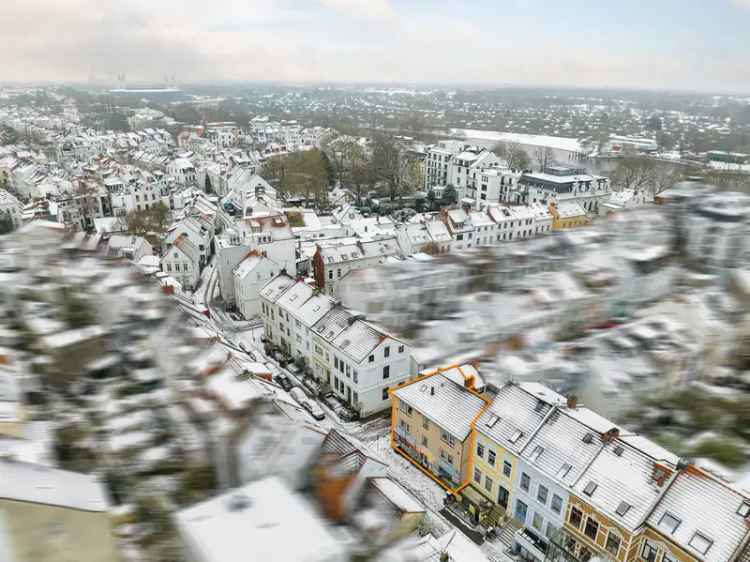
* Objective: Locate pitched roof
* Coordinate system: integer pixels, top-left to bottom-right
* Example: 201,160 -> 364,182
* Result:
647,468 -> 750,562
394,373 -> 486,441
259,273 -> 296,303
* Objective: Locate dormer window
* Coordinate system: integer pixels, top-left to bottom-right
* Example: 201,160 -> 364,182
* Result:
509,430 -> 523,444
616,501 -> 631,517
738,502 -> 750,518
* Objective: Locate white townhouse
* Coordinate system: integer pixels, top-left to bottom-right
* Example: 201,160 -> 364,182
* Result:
167,157 -> 198,186
233,253 -> 281,320
161,234 -> 200,290
260,273 -> 415,416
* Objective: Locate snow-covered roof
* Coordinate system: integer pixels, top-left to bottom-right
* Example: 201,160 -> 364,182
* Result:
394,373 -> 486,441
476,382 -> 563,453
175,477 -> 346,562
647,467 -> 750,562
370,477 -> 424,514
0,460 -> 109,512
259,273 -> 296,303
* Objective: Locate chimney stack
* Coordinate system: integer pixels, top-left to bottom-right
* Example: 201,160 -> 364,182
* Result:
566,395 -> 578,409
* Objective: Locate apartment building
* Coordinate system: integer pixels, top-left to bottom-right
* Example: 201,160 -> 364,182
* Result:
517,166 -> 611,214
260,273 -> 414,415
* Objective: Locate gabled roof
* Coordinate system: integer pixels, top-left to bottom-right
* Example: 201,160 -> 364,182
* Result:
394,373 -> 486,441
259,273 -> 296,303
647,467 -> 750,562
313,306 -> 354,342
573,440 -> 670,532
331,319 -> 385,364
476,382 -> 564,452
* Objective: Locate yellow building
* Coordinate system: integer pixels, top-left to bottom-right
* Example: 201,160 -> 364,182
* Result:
390,365 -> 488,492
0,460 -> 121,562
549,201 -> 589,230
465,382 -> 567,528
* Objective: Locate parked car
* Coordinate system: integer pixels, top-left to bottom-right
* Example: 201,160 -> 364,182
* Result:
275,374 -> 293,391
289,387 -> 307,404
303,401 -> 325,421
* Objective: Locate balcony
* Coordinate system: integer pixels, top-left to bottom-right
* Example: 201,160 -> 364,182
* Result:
514,527 -> 548,562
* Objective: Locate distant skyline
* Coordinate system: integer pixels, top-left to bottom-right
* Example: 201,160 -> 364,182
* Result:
3,0 -> 750,93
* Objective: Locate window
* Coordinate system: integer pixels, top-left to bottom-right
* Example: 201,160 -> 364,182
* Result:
383,366 -> 390,379
382,387 -> 389,400
537,485 -> 549,505
584,517 -> 599,541
520,473 -> 530,492
688,533 -> 713,555
658,512 -> 681,534
384,346 -> 390,358
422,415 -> 429,430
606,532 -> 621,557
488,450 -> 496,466
440,449 -> 454,464
399,402 -> 413,415
474,468 -> 482,484
476,443 -> 484,458
398,345 -> 404,353
485,476 -> 493,492
503,461 -> 512,477
551,494 -> 563,514
422,436 -> 428,447
441,430 -> 456,447
557,463 -> 572,479
583,481 -> 598,497
399,420 -> 410,434
530,445 -> 544,462
510,430 -> 523,443
532,512 -> 544,531
546,522 -> 556,539
738,502 -> 750,518
641,540 -> 659,562
569,507 -> 583,529
368,354 -> 374,363
616,501 -> 632,518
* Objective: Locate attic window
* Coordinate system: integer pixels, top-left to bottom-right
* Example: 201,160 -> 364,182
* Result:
485,414 -> 500,428
658,512 -> 681,534
688,533 -> 713,555
614,445 -> 624,456
557,463 -> 572,479
509,430 -> 523,444
615,502 -> 631,517
583,481 -> 598,496
582,433 -> 594,444
530,445 -> 544,462
738,502 -> 750,518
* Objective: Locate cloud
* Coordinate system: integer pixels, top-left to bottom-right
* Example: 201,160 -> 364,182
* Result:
318,0 -> 394,20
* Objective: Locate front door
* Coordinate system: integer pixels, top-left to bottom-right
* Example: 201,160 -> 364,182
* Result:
498,486 -> 510,509
515,499 -> 528,525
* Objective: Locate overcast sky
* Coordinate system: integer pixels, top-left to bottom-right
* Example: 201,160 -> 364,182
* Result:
3,0 -> 750,92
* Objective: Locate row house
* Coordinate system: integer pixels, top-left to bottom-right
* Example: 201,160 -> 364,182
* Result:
260,273 -> 414,416
161,233 -> 200,290
391,365 -> 488,490
390,371 -> 750,562
312,238 -> 400,298
394,220 -> 452,255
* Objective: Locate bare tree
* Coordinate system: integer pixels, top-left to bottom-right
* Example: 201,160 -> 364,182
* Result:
534,147 -> 554,172
493,141 -> 531,171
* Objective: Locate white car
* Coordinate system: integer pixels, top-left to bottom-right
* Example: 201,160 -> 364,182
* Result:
289,387 -> 307,405
303,400 -> 325,421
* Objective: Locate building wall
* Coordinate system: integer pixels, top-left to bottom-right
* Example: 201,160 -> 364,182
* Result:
511,459 -> 569,541
564,494 -> 633,562
392,394 -> 471,488
471,430 -> 518,511
0,500 -> 120,562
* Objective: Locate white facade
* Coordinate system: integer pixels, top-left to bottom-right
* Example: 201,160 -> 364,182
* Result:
260,274 -> 415,416
233,254 -> 280,319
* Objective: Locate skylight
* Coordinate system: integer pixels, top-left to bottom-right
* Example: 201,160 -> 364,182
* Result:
738,502 -> 750,518
485,414 -> 500,428
509,430 -> 523,443
688,533 -> 713,555
615,502 -> 631,517
583,481 -> 598,496
557,463 -> 572,479
582,433 -> 594,444
530,446 -> 544,462
658,512 -> 681,534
